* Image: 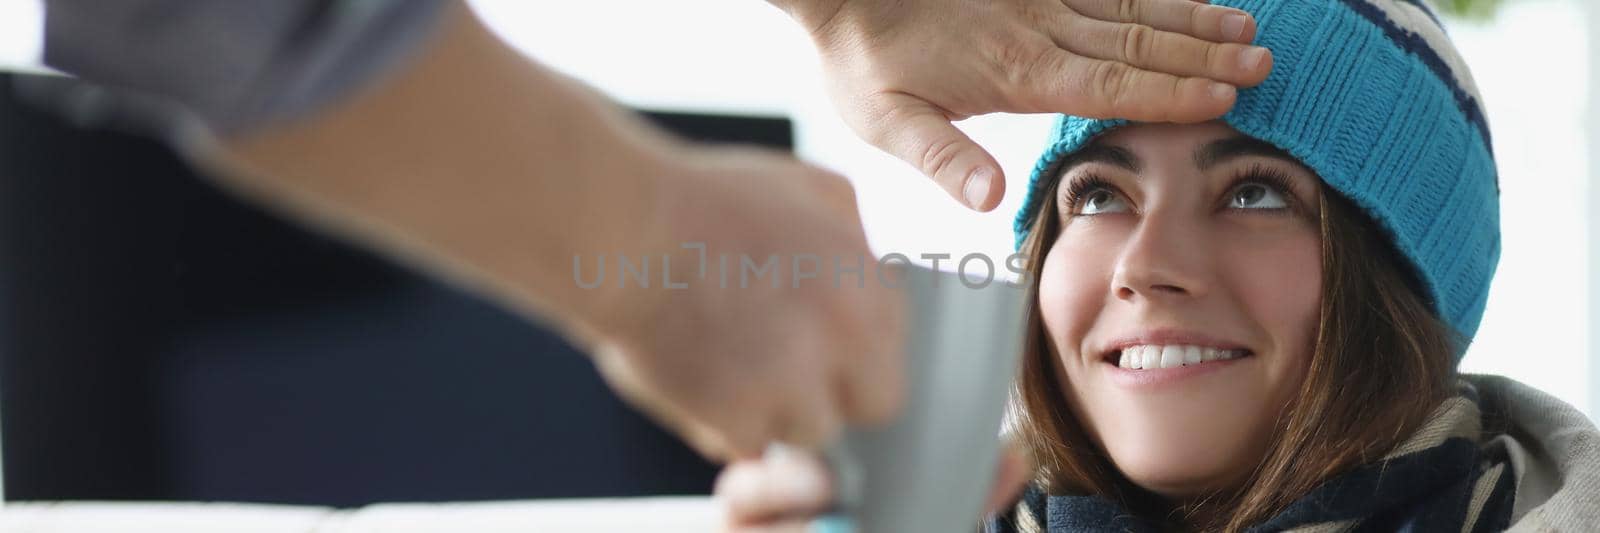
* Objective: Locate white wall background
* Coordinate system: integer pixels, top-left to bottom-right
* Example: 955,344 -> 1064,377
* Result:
0,0 -> 1592,466
1590,0 -> 1600,429
1445,1 -> 1591,417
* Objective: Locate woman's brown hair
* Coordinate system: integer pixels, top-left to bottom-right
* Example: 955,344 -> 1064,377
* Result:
1009,172 -> 1460,531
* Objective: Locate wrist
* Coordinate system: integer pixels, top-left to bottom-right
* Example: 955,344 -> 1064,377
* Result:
555,119 -> 677,351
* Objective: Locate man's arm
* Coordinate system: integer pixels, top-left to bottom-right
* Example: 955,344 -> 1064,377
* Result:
48,0 -> 904,460
211,1 -> 663,346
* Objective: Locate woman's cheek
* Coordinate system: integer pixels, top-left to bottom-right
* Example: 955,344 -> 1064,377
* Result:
1222,222 -> 1322,350
1223,225 -> 1323,403
1037,228 -> 1119,364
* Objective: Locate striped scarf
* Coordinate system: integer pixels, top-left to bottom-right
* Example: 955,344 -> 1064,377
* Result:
989,382 -> 1516,532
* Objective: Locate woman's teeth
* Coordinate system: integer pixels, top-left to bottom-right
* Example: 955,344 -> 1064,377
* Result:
1114,344 -> 1247,370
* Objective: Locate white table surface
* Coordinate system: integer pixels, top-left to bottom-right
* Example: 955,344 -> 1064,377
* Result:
0,496 -> 722,532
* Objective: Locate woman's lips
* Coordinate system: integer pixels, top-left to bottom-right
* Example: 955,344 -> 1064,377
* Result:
1106,344 -> 1249,369
1101,347 -> 1253,389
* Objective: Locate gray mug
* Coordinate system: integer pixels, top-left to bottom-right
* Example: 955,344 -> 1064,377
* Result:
826,265 -> 1032,533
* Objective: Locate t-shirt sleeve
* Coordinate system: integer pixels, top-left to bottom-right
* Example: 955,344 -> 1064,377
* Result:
41,0 -> 448,134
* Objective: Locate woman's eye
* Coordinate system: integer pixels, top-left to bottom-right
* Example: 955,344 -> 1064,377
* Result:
1079,189 -> 1130,215
1229,183 -> 1289,209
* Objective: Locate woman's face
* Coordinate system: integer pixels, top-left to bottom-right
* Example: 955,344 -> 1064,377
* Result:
1037,121 -> 1322,500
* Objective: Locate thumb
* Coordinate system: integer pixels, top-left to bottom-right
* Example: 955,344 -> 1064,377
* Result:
865,94 -> 1006,211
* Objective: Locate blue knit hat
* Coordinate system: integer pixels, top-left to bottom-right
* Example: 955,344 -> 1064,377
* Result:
1013,0 -> 1499,357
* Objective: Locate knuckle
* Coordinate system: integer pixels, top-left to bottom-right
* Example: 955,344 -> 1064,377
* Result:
1205,42 -> 1226,72
1088,61 -> 1129,115
1160,79 -> 1186,122
1120,24 -> 1154,65
995,38 -> 1049,91
999,42 -> 1063,108
1188,4 -> 1207,34
917,134 -> 967,181
1117,0 -> 1141,22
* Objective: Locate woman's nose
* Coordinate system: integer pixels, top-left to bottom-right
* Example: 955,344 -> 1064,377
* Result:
1111,215 -> 1211,302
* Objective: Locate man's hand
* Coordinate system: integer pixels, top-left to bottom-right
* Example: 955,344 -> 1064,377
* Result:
714,441 -> 1032,531
589,143 -> 907,461
771,0 -> 1274,211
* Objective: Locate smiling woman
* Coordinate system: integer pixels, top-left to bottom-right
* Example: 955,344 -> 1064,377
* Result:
993,0 -> 1600,530
1011,121 -> 1459,530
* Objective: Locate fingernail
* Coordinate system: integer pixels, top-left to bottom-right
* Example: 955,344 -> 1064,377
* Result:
963,167 -> 993,209
1240,47 -> 1268,72
1210,82 -> 1236,102
809,514 -> 857,533
1221,13 -> 1248,42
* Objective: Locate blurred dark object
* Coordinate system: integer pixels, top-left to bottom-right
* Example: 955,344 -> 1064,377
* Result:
0,72 -> 791,506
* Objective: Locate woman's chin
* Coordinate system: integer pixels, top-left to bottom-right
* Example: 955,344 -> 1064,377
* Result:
1081,380 -> 1279,501
1107,445 -> 1253,502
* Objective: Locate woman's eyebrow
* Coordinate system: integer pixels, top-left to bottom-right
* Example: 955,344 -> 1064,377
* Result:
1057,144 -> 1141,175
1195,136 -> 1297,170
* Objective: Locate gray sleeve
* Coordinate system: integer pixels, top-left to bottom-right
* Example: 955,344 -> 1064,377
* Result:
42,0 -> 449,134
